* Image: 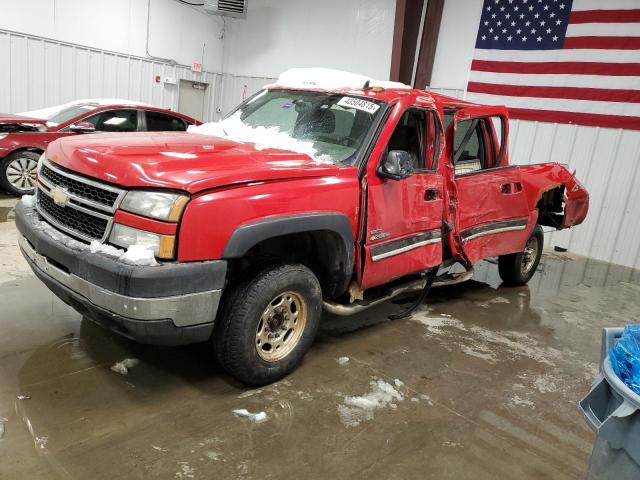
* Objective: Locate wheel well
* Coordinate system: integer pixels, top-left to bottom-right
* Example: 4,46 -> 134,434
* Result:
4,147 -> 44,159
226,230 -> 351,300
536,185 -> 565,228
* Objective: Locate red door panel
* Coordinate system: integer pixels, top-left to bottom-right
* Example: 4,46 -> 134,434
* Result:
361,172 -> 443,289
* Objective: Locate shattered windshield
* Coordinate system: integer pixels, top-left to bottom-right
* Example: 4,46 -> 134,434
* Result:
225,90 -> 384,164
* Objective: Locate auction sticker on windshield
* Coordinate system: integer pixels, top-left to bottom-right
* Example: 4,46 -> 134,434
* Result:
337,97 -> 380,114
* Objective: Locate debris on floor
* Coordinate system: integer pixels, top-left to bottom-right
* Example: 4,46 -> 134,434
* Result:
0,417 -> 7,439
175,461 -> 195,479
232,409 -> 269,423
338,378 -> 404,427
110,358 -> 140,375
16,395 -> 31,400
35,436 -> 48,449
337,356 -> 350,365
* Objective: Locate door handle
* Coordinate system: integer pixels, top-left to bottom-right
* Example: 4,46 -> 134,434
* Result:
500,182 -> 523,194
424,189 -> 440,201
500,183 -> 512,194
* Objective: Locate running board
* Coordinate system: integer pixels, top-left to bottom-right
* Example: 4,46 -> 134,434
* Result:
323,268 -> 474,316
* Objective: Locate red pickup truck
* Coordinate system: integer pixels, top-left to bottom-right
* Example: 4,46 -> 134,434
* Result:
15,72 -> 588,385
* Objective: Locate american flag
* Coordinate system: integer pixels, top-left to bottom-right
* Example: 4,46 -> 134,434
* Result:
467,0 -> 640,130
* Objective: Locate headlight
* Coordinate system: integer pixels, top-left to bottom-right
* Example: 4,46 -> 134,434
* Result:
0,133 -> 9,140
120,191 -> 189,222
109,224 -> 176,259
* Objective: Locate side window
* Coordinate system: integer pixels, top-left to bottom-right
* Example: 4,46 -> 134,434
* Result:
145,111 -> 188,131
453,120 -> 486,175
83,109 -> 138,132
387,109 -> 425,170
452,115 -> 505,175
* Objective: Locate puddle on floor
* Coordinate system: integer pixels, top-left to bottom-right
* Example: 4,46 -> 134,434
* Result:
0,206 -> 15,222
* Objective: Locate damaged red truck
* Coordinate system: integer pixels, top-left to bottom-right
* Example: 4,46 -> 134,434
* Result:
15,74 -> 588,385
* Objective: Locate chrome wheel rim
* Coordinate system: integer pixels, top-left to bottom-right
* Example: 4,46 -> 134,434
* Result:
521,236 -> 539,276
256,291 -> 307,362
6,157 -> 37,191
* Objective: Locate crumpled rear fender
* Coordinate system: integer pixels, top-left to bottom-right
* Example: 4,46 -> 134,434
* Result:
517,162 -> 589,229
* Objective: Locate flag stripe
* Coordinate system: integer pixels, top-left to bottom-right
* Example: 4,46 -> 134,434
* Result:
470,60 -> 640,76
465,92 -> 640,116
569,9 -> 640,23
508,108 -> 640,130
469,71 -> 639,90
571,0 -> 640,11
566,23 -> 640,37
467,82 -> 640,103
473,48 -> 640,63
563,36 -> 640,49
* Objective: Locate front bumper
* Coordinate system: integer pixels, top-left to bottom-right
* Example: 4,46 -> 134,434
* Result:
15,201 -> 227,346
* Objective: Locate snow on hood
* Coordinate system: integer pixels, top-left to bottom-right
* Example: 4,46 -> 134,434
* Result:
188,112 -> 330,162
18,98 -> 151,120
267,67 -> 411,92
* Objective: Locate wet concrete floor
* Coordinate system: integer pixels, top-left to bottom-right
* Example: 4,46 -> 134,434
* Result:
1,199 -> 639,478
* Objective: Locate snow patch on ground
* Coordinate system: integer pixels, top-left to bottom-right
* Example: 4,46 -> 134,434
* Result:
476,296 -> 511,308
338,379 -> 404,427
237,389 -> 263,399
204,451 -> 222,461
337,356 -> 350,365
460,345 -> 497,363
232,409 -> 268,423
410,314 -> 466,335
534,374 -> 559,393
510,395 -> 536,409
175,462 -> 195,479
188,112 -> 327,162
411,309 -> 562,366
110,358 -> 139,375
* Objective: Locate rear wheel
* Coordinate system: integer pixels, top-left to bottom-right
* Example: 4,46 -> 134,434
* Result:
498,225 -> 544,286
0,151 -> 40,196
213,263 -> 322,386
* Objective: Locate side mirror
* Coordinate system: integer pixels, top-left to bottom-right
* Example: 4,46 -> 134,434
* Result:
69,121 -> 96,133
378,150 -> 413,180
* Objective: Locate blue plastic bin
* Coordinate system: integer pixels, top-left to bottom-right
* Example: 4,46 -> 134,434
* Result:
580,328 -> 640,479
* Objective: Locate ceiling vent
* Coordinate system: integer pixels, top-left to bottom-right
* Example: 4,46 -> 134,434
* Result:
204,0 -> 247,19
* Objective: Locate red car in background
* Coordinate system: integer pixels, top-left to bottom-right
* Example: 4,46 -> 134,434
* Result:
0,101 -> 199,195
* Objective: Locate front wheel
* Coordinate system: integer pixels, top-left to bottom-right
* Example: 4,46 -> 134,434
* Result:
213,263 -> 322,386
0,151 -> 40,196
498,225 -> 544,286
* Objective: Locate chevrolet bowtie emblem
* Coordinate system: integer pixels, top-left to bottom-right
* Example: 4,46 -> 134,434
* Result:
51,186 -> 70,207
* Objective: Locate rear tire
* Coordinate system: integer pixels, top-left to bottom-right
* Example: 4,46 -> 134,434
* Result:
498,225 -> 544,286
0,150 -> 40,196
213,263 -> 322,386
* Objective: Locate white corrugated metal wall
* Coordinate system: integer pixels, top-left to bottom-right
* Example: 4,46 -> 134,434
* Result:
0,29 -> 273,122
430,87 -> 640,270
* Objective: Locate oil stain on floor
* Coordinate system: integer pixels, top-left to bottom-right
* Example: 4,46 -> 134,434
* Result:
0,219 -> 638,478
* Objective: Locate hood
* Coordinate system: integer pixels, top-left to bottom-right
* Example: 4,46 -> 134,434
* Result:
0,113 -> 48,125
46,132 -> 341,193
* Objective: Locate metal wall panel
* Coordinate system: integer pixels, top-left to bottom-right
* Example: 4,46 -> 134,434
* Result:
0,29 -> 220,121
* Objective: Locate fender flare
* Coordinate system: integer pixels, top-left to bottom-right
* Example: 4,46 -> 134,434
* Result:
223,212 -> 355,295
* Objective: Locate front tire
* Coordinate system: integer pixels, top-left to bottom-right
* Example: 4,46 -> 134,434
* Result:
498,225 -> 544,286
0,151 -> 40,196
213,263 -> 322,386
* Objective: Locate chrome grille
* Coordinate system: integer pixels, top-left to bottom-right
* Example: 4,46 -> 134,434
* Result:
40,163 -> 119,207
36,158 -> 125,243
37,190 -> 109,241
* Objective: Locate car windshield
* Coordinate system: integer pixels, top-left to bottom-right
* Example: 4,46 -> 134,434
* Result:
228,89 -> 384,165
47,104 -> 97,126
